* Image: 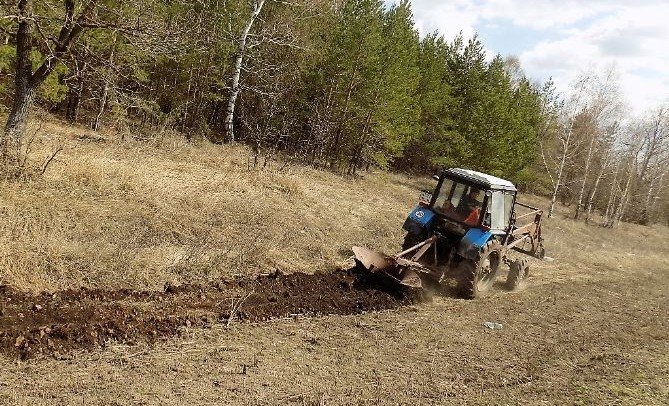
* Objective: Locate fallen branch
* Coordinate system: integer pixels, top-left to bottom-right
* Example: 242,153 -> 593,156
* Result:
40,146 -> 63,175
226,291 -> 254,327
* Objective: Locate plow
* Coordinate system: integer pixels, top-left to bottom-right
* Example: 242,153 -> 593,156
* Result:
353,168 -> 545,299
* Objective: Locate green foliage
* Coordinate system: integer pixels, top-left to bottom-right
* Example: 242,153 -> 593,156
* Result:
0,0 -> 548,180
298,0 -> 422,172
0,45 -> 16,101
372,0 -> 421,165
0,45 -> 15,73
30,51 -> 69,104
397,34 -> 545,181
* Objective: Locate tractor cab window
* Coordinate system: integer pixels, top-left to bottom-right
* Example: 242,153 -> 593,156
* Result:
486,190 -> 516,231
504,192 -> 515,227
433,179 -> 484,225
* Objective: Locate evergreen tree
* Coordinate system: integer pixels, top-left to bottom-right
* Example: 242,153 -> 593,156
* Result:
351,0 -> 420,172
0,0 -> 556,188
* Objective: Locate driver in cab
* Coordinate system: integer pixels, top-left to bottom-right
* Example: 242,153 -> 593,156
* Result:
458,188 -> 482,226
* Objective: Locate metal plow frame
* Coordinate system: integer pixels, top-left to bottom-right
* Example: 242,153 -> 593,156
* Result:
353,235 -> 444,289
505,201 -> 545,259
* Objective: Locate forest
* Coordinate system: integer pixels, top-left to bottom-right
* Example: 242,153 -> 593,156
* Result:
0,0 -> 667,226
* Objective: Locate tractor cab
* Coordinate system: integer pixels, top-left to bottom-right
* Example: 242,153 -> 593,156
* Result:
431,168 -> 517,233
404,168 -> 517,240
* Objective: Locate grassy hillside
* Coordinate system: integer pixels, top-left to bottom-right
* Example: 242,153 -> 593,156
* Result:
1,121 -> 668,405
1,120 -> 666,294
1,121 -> 430,292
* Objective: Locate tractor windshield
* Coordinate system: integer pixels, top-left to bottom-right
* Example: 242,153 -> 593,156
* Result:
433,179 -> 484,226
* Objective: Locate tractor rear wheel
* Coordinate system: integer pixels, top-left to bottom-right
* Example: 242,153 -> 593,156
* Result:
506,258 -> 529,290
459,240 -> 503,299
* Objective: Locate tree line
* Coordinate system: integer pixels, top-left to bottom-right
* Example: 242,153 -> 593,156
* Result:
0,0 -> 667,225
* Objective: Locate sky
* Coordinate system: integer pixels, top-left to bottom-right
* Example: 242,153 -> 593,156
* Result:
387,0 -> 669,116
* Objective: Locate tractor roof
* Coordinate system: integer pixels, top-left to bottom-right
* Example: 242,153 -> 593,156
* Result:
444,168 -> 517,191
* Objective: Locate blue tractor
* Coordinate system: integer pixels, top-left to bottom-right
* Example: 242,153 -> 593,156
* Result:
353,168 -> 545,298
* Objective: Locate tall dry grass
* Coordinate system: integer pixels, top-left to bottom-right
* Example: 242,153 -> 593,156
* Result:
0,120 -> 430,292
0,119 -> 666,293
530,199 -> 668,286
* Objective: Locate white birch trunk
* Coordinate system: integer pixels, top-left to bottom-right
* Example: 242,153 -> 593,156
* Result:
548,121 -> 574,218
224,0 -> 266,143
602,161 -> 620,227
574,131 -> 597,219
641,172 -> 657,224
648,171 -> 665,219
584,154 -> 609,224
611,160 -> 636,227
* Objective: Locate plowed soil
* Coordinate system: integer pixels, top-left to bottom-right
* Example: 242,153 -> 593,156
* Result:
0,268 -> 425,360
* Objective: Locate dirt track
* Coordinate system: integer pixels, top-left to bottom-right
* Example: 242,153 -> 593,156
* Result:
1,259 -> 668,405
0,269 -> 425,360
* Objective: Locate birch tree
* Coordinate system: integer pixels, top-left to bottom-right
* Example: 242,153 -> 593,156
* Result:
601,153 -> 621,227
636,107 -> 668,224
543,79 -> 587,218
584,122 -> 618,223
223,0 -> 267,143
605,130 -> 644,228
573,69 -> 622,220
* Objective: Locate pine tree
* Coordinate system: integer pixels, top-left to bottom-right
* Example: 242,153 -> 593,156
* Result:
350,0 -> 421,173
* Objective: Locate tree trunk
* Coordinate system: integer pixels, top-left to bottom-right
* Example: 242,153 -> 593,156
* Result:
574,130 -> 597,219
636,111 -> 663,185
348,90 -> 379,175
584,154 -> 609,224
223,0 -> 266,143
602,161 -> 620,227
640,178 -> 654,225
182,63 -> 195,135
329,41 -> 364,170
93,82 -> 109,132
1,0 -> 34,159
329,74 -> 356,169
2,0 -> 99,155
3,87 -> 36,156
640,169 -> 662,225
648,171 -> 665,221
93,34 -> 117,132
610,161 -> 635,227
548,121 -> 574,218
348,109 -> 373,175
66,76 -> 84,123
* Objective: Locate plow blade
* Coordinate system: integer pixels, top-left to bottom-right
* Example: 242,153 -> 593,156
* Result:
352,246 -> 423,289
399,269 -> 422,288
352,246 -> 396,272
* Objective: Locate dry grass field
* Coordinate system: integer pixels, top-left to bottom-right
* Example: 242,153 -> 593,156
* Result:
0,120 -> 668,405
0,120 -> 429,293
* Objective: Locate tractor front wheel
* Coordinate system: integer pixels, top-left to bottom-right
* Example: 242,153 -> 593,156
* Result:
459,240 -> 503,299
402,233 -> 423,251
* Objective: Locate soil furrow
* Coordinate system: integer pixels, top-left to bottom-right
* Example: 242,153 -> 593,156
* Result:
0,268 -> 426,360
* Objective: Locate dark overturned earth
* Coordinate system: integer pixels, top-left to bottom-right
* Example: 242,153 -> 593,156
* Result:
0,268 -> 427,360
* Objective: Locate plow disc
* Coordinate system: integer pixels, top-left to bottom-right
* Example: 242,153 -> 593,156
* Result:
351,247 -> 396,273
352,246 -> 432,289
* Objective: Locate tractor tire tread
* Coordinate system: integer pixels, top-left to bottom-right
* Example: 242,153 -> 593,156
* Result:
459,239 -> 503,299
